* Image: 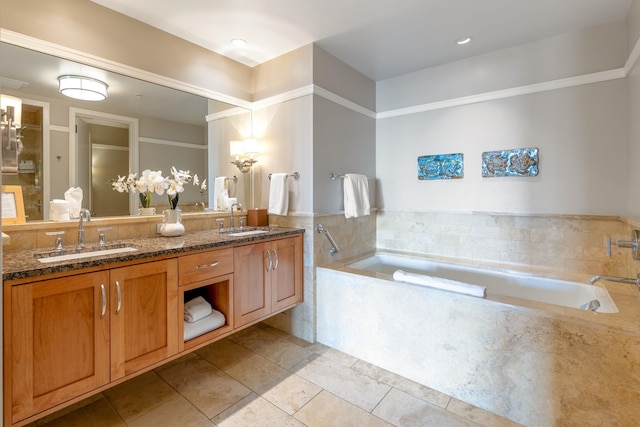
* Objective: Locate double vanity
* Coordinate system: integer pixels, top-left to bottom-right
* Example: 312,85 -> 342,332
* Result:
2,226 -> 304,427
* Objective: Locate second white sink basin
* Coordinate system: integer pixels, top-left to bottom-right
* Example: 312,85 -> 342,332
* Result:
227,230 -> 269,237
37,246 -> 138,263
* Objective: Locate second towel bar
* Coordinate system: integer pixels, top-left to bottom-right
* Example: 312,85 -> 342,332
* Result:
268,172 -> 300,180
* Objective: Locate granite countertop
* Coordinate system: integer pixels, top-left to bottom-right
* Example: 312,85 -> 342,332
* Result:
3,226 -> 304,282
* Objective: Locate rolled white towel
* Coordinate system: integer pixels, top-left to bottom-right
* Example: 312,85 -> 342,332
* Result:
184,296 -> 212,323
184,309 -> 226,341
392,269 -> 487,298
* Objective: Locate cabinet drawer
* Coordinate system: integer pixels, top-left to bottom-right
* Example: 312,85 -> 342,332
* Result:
179,248 -> 234,286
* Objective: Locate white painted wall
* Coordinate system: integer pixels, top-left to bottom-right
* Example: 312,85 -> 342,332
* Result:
376,21 -> 631,216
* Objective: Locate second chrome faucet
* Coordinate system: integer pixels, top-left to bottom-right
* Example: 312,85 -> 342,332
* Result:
77,208 -> 91,249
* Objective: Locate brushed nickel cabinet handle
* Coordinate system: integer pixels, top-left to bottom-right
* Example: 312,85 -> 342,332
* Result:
100,284 -> 106,319
273,249 -> 279,270
196,261 -> 220,269
115,280 -> 122,315
266,250 -> 272,272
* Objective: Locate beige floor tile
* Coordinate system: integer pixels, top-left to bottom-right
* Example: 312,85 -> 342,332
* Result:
373,388 -> 474,427
261,373 -> 322,414
126,395 -> 213,427
103,371 -> 179,422
292,355 -> 391,412
228,325 -> 314,369
35,397 -> 125,427
225,353 -> 292,393
321,347 -> 359,367
195,338 -> 254,370
446,398 -> 524,427
353,359 -> 451,408
155,353 -> 252,418
213,393 -> 305,427
294,390 -> 392,427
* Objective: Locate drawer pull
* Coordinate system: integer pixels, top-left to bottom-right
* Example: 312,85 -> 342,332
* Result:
196,261 -> 221,269
115,281 -> 122,315
100,284 -> 106,319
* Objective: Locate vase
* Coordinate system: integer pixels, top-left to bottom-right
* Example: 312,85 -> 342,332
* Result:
160,209 -> 185,237
138,207 -> 156,216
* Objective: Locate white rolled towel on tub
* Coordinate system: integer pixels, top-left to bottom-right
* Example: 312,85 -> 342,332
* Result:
184,296 -> 212,323
392,269 -> 487,298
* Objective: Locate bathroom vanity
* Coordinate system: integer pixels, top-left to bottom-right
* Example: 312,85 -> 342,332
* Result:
2,228 -> 304,427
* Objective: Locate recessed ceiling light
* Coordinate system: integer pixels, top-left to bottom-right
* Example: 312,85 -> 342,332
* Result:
231,38 -> 247,48
456,37 -> 472,45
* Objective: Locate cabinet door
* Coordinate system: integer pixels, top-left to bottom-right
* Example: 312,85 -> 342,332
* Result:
233,242 -> 271,327
10,272 -> 110,423
271,235 -> 303,312
110,259 -> 178,379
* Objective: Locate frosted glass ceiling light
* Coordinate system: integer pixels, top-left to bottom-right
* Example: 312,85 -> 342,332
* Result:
58,75 -> 108,101
231,38 -> 247,47
456,37 -> 472,45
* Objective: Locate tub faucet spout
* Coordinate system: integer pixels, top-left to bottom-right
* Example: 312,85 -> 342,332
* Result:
587,274 -> 640,287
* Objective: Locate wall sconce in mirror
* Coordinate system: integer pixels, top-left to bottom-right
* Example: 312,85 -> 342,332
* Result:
1,94 -> 24,175
58,75 -> 108,101
230,138 -> 260,173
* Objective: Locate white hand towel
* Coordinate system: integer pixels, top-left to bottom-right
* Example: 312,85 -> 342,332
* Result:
184,309 -> 226,341
213,177 -> 228,211
392,269 -> 487,298
268,173 -> 289,215
343,173 -> 370,218
184,296 -> 212,323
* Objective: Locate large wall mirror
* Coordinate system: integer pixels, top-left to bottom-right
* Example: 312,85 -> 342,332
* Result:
1,41 -> 250,221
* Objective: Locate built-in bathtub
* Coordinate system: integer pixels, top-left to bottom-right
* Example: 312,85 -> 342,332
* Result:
316,251 -> 638,426
347,252 -> 618,313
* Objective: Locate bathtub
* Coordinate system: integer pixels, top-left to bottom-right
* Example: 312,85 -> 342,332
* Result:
316,252 -> 630,426
347,253 -> 618,313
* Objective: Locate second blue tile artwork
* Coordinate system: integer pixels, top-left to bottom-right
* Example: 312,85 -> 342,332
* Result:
482,147 -> 539,177
418,153 -> 464,180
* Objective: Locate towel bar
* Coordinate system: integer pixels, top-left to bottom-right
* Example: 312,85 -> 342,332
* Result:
330,172 -> 370,180
268,172 -> 300,180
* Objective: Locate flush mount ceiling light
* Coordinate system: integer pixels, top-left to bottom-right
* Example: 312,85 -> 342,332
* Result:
58,75 -> 108,101
231,38 -> 247,48
456,37 -> 472,45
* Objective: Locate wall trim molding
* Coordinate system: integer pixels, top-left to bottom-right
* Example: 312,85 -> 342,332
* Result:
139,136 -> 207,150
4,27 -> 639,121
377,68 -> 627,119
0,29 -> 252,110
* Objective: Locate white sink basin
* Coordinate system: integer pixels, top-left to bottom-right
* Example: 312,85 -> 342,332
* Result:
227,230 -> 269,237
37,246 -> 138,263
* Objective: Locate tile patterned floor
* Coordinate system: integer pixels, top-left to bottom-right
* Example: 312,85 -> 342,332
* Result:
30,324 -> 521,427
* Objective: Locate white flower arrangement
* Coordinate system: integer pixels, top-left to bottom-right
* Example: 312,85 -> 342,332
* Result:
111,167 -> 207,210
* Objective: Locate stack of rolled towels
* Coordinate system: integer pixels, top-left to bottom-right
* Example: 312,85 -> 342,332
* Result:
184,296 -> 226,341
392,269 -> 487,298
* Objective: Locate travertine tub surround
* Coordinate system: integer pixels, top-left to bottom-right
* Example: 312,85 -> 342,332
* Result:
317,256 -> 640,426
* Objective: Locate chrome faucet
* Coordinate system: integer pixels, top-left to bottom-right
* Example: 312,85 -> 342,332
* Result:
587,274 -> 640,287
229,203 -> 244,228
77,208 -> 91,249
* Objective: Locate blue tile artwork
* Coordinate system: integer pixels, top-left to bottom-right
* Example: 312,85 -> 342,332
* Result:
482,147 -> 539,177
418,153 -> 464,180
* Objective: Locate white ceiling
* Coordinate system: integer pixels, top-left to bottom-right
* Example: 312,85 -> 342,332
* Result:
91,0 -> 634,81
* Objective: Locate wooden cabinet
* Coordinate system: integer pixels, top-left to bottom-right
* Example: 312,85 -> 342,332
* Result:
178,248 -> 234,351
8,272 -> 111,422
7,259 -> 178,425
110,260 -> 179,379
4,232 -> 303,426
234,235 -> 303,327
